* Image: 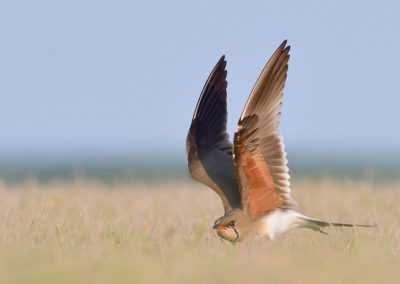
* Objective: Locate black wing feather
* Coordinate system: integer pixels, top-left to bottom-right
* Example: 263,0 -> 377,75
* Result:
186,56 -> 241,211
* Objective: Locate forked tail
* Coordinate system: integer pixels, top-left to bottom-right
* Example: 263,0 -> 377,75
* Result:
295,213 -> 374,235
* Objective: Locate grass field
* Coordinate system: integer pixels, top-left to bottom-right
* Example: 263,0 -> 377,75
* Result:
0,177 -> 399,283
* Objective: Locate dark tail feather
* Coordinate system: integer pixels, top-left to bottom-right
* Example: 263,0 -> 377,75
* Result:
295,214 -> 375,234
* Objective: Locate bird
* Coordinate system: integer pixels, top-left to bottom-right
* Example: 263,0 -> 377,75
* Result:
186,40 -> 372,242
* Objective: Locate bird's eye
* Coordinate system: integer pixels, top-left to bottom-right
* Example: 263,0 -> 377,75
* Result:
229,221 -> 235,227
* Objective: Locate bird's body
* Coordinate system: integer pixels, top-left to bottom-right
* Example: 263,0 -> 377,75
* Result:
186,40 -> 372,242
214,208 -> 300,242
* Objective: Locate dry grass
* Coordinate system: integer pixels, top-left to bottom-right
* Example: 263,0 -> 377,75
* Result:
0,177 -> 399,283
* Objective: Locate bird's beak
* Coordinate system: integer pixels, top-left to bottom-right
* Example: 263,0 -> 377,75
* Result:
213,224 -> 227,230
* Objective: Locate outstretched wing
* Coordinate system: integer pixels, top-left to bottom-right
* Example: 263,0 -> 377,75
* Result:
186,56 -> 241,212
233,40 -> 297,220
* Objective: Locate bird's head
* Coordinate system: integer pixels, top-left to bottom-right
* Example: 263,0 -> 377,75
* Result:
213,209 -> 251,243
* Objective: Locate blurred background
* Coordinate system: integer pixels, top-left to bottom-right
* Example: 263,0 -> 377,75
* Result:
0,0 -> 399,183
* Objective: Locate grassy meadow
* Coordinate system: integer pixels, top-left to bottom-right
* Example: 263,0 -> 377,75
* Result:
0,177 -> 399,283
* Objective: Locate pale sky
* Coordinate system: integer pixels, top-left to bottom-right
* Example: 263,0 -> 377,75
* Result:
1,0 -> 399,159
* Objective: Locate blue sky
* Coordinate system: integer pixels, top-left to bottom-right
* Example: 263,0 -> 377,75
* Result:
1,0 -> 399,160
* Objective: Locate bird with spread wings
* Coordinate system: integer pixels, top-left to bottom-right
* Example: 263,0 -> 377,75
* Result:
186,40 -> 372,242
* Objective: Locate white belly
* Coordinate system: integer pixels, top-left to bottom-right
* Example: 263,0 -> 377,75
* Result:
256,209 -> 299,240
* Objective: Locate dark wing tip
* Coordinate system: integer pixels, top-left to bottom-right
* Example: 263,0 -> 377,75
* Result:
216,55 -> 227,72
209,55 -> 227,82
279,40 -> 290,54
192,55 -> 228,120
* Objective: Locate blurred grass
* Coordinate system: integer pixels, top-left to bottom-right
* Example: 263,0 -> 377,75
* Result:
0,177 -> 399,283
